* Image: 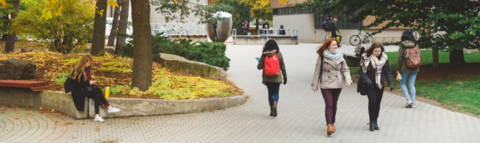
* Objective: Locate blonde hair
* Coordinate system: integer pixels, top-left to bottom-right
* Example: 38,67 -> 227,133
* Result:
71,55 -> 93,82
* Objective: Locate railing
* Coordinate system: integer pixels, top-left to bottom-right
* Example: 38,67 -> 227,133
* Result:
150,23 -> 207,36
231,28 -> 299,44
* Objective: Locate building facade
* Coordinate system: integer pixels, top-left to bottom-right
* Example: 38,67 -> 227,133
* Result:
271,0 -> 409,43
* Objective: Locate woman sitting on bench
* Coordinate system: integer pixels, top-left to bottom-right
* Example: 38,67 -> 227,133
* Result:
70,55 -> 120,122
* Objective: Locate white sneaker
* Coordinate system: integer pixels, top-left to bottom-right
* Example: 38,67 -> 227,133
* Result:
405,100 -> 413,108
95,116 -> 104,122
108,107 -> 120,113
412,103 -> 416,108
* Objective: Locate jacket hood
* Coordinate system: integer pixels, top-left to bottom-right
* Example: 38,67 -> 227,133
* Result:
402,41 -> 415,48
263,50 -> 277,56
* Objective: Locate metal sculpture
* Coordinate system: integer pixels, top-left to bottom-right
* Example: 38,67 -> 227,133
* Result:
206,12 -> 232,43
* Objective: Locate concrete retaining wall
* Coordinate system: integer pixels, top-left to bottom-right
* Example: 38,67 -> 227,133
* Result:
0,87 -> 246,119
234,36 -> 298,45
157,53 -> 227,81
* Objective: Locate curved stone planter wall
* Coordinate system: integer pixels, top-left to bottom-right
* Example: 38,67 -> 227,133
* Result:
157,53 -> 227,81
0,87 -> 246,119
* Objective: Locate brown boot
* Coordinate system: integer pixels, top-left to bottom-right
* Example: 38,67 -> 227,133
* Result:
332,123 -> 336,132
272,101 -> 278,117
327,124 -> 334,135
269,106 -> 273,116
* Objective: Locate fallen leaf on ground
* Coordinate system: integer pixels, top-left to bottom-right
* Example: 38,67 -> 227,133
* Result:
51,109 -> 55,112
39,107 -> 43,110
67,122 -> 74,124
122,116 -> 128,119
14,117 -> 19,120
81,123 -> 85,125
55,121 -> 59,123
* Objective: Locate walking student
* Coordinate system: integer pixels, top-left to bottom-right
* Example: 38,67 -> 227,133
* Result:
398,30 -> 419,108
359,42 -> 394,131
311,38 -> 352,135
70,55 -> 120,122
257,39 -> 287,117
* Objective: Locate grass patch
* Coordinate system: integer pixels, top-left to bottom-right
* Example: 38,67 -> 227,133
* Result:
416,76 -> 480,115
384,50 -> 480,71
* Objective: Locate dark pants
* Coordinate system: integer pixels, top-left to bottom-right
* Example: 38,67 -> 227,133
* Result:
321,88 -> 342,125
367,87 -> 384,122
332,31 -> 337,39
265,82 -> 280,106
243,29 -> 248,35
85,87 -> 109,114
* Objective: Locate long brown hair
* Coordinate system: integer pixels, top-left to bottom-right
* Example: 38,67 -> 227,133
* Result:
71,55 -> 93,82
316,38 -> 338,56
365,42 -> 385,57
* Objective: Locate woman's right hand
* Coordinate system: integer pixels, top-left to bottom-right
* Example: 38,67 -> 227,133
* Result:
89,80 -> 98,85
396,71 -> 400,74
312,88 -> 317,92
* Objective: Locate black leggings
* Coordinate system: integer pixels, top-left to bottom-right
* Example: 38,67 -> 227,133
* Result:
85,87 -> 109,114
367,87 -> 384,122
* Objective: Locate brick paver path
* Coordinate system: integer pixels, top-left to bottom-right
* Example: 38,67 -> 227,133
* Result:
1,44 -> 479,142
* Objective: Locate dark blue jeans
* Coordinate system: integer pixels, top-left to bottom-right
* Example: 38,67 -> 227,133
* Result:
265,82 -> 280,106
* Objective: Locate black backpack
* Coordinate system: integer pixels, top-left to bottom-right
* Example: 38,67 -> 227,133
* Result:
357,70 -> 368,95
64,71 -> 75,93
323,19 -> 334,31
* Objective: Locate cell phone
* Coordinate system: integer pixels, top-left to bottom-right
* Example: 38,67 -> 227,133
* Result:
255,57 -> 260,62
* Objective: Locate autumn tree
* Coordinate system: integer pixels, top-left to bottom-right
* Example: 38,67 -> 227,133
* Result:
131,0 -> 153,91
238,0 -> 287,31
115,0 -> 129,54
12,0 -> 95,53
0,0 -> 20,53
107,0 -> 122,46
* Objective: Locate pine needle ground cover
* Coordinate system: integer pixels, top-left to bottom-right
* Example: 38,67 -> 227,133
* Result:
0,51 -> 242,100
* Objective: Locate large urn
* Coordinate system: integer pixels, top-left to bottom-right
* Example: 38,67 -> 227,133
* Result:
206,12 -> 232,42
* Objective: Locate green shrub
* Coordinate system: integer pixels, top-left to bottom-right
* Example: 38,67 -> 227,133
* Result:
120,33 -> 230,71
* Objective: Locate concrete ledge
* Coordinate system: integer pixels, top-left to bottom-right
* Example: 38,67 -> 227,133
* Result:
157,53 -> 227,81
234,36 -> 298,45
344,53 -> 360,67
0,87 -> 246,119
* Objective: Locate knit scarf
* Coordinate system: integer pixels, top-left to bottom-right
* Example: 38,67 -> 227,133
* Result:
323,49 -> 342,63
361,53 -> 388,89
84,68 -> 91,82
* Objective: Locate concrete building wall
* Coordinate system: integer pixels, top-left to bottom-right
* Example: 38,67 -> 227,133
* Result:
273,14 -> 316,42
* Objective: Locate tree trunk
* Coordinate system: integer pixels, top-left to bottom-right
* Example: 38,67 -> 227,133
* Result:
449,48 -> 465,65
115,0 -> 130,55
255,18 -> 259,31
4,0 -> 19,53
107,0 -> 122,46
91,0 -> 108,56
432,44 -> 439,68
131,0 -> 152,91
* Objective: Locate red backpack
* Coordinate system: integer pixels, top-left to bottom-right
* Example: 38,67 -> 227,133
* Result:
264,54 -> 280,77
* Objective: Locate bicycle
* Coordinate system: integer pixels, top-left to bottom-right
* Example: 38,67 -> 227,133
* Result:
349,30 -> 374,46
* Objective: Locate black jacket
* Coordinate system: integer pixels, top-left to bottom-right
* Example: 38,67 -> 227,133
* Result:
70,71 -> 92,111
359,60 -> 394,90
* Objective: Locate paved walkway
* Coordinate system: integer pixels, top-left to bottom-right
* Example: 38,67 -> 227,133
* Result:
1,43 -> 479,143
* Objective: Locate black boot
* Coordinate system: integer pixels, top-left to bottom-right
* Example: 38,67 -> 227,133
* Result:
373,121 -> 379,130
269,106 -> 273,116
272,101 -> 278,117
369,121 -> 375,131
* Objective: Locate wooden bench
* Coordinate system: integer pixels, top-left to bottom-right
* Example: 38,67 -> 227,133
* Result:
0,80 -> 49,91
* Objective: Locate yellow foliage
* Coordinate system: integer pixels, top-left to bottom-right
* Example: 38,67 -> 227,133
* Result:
0,0 -> 7,9
278,0 -> 288,5
108,0 -> 119,7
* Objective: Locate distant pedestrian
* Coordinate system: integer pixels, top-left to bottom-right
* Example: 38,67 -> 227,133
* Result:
312,38 -> 352,135
359,42 -> 394,131
70,55 -> 121,123
243,20 -> 250,35
332,17 -> 340,39
257,39 -> 287,117
322,15 -> 334,39
398,30 -> 419,108
279,25 -> 286,35
241,22 -> 245,35
263,19 -> 270,35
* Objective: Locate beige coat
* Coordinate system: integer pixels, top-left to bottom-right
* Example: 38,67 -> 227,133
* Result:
311,55 -> 352,89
